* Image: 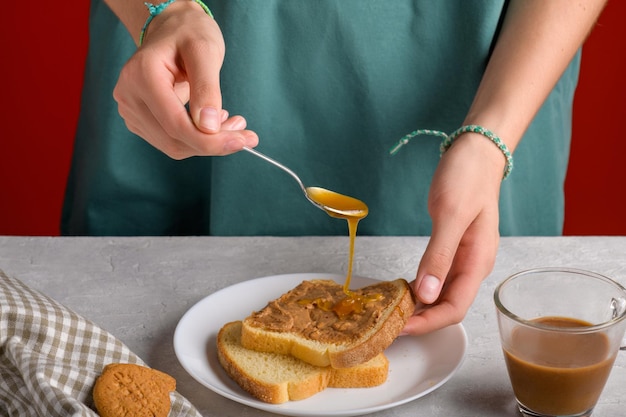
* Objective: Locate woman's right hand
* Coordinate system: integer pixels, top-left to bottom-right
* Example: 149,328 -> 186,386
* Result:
111,0 -> 258,159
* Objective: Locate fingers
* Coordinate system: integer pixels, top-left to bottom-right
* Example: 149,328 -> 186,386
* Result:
402,297 -> 468,336
412,138 -> 503,305
404,208 -> 500,336
405,142 -> 501,335
170,14 -> 259,150
414,221 -> 464,304
407,237 -> 473,335
413,176 -> 474,305
403,256 -> 493,336
116,74 -> 257,159
220,114 -> 247,131
180,24 -> 226,133
111,7 -> 259,159
161,4 -> 227,135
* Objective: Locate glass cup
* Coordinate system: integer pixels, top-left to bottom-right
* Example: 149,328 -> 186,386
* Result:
494,267 -> 626,417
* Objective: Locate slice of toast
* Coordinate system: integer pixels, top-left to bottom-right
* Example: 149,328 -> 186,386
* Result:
217,321 -> 389,404
240,278 -> 416,368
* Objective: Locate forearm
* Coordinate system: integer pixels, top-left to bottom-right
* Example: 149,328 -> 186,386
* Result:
465,0 -> 607,152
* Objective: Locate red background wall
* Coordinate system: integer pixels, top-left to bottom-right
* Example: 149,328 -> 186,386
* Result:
1,2 -> 625,236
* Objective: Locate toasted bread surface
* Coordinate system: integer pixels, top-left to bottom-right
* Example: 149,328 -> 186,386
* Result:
241,278 -> 415,368
217,321 -> 388,404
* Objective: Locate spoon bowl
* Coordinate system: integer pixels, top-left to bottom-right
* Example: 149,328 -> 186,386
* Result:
304,187 -> 368,219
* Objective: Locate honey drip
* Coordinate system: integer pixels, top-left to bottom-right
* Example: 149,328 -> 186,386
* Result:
304,187 -> 381,318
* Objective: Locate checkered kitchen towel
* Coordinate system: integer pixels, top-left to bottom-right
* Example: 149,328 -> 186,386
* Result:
0,269 -> 202,417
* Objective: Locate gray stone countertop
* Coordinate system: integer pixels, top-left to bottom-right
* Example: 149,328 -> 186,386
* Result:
1,236 -> 625,416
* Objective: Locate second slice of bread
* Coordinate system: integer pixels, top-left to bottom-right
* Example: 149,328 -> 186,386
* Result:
241,278 -> 415,368
217,321 -> 389,404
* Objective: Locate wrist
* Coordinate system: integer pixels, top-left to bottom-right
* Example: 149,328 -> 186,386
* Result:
446,132 -> 508,182
390,124 -> 514,180
140,0 -> 213,45
443,125 -> 513,179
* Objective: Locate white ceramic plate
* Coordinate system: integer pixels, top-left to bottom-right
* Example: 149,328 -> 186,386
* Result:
174,273 -> 467,417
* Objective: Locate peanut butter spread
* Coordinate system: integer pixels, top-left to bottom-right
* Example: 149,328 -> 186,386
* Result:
246,280 -> 402,344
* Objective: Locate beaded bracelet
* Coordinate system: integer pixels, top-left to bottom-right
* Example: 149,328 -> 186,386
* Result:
389,125 -> 514,179
139,0 -> 214,46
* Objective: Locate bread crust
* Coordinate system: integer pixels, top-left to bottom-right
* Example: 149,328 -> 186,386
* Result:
331,282 -> 415,368
330,353 -> 389,388
241,279 -> 416,368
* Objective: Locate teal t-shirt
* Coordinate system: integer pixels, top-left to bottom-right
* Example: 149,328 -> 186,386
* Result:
62,0 -> 579,236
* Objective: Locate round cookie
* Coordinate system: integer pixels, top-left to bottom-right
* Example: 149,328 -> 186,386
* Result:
93,363 -> 176,417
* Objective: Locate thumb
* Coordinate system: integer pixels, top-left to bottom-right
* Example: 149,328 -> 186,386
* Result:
415,228 -> 461,304
183,39 -> 225,133
189,76 -> 223,133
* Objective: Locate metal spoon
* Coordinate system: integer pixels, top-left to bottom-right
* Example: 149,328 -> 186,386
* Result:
242,146 -> 368,219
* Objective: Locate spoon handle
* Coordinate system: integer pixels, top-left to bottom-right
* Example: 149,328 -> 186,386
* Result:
242,146 -> 307,193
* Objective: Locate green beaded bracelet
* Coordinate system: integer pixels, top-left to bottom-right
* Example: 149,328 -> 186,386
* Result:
389,125 -> 514,180
139,0 -> 214,46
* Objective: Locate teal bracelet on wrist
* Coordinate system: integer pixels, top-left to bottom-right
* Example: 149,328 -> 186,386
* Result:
443,125 -> 513,179
139,0 -> 214,46
389,124 -> 514,180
